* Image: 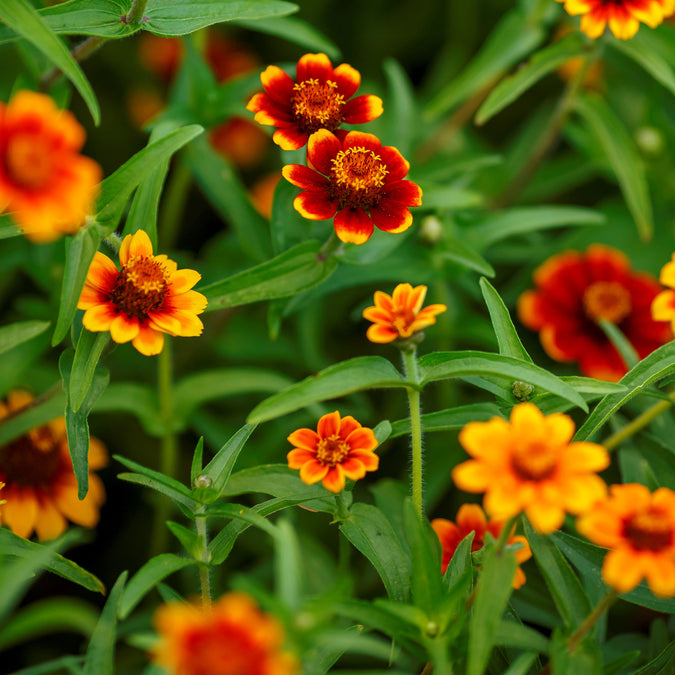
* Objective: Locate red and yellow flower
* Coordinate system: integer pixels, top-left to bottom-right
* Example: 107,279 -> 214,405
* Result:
0,90 -> 101,243
452,403 -> 609,534
432,504 -> 532,588
557,0 -> 675,39
151,591 -> 299,675
247,52 -> 383,151
77,230 -> 207,356
518,245 -> 671,382
363,282 -> 447,344
287,411 -> 379,493
0,390 -> 106,541
282,130 -> 422,244
577,483 -> 675,597
651,252 -> 675,334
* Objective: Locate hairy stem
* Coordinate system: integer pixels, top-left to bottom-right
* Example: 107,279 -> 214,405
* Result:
196,513 -> 212,609
402,347 -> 424,516
126,0 -> 149,25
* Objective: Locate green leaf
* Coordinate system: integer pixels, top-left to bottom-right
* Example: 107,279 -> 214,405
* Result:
631,640 -> 675,675
7,656 -> 84,675
383,58 -> 416,158
202,424 -> 257,494
204,503 -> 279,538
417,184 -> 483,210
437,235 -> 495,277
531,376 -> 626,414
391,402 -> 502,438
190,437 -> 204,487
610,37 -> 675,98
274,519 -> 302,610
500,653 -> 539,675
247,356 -> 407,424
573,94 -> 653,241
0,0 -> 100,123
494,621 -> 549,654
219,465 -> 331,502
597,319 -> 638,371
167,521 -> 202,558
550,629 -> 602,675
0,321 -> 50,355
94,383 -> 161,436
69,330 -> 109,413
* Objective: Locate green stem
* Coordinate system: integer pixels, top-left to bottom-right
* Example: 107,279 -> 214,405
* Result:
568,590 -> 617,653
126,0 -> 149,25
493,515 -> 518,556
159,161 -> 192,251
317,231 -> 344,262
196,513 -> 212,609
402,348 -> 424,516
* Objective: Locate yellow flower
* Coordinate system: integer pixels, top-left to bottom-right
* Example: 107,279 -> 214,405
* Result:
651,252 -> 675,334
77,230 -> 207,356
452,403 -> 609,534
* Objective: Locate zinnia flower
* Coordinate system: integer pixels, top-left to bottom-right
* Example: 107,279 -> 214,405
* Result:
651,252 -> 675,333
431,504 -> 532,588
362,282 -> 447,344
0,390 -> 106,541
0,90 -> 101,242
152,591 -> 299,675
452,402 -> 609,534
557,0 -> 675,39
77,230 -> 207,356
282,129 -> 422,244
576,483 -> 675,597
247,52 -> 383,150
517,245 -> 671,382
287,411 -> 379,493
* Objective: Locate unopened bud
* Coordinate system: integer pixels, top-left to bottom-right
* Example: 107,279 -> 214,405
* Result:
419,215 -> 444,245
512,381 -> 535,402
425,621 -> 439,638
635,126 -> 664,157
193,474 -> 213,489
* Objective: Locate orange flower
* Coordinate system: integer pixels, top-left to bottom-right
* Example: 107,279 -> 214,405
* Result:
577,483 -> 675,597
287,411 -> 379,493
651,252 -> 675,334
518,245 -> 671,382
554,24 -> 603,89
0,90 -> 101,243
208,117 -> 268,168
0,391 -> 106,541
363,283 -> 447,344
77,230 -> 207,356
557,0 -> 675,39
282,130 -> 422,244
152,591 -> 299,675
250,172 -> 281,219
452,403 -> 609,534
247,52 -> 383,150
431,504 -> 532,588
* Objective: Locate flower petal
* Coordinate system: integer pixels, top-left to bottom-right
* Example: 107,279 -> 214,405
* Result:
321,465 -> 346,493
132,325 -> 165,356
82,303 -> 118,332
293,191 -> 337,221
317,411 -> 341,438
34,498 -> 68,542
282,164 -> 329,190
296,53 -> 333,82
380,180 -> 423,207
110,314 -> 140,343
259,65 -> 295,104
299,459 -> 329,485
332,62 -> 361,98
342,94 -> 384,124
345,427 -> 378,452
272,127 -> 309,151
170,269 -> 201,294
307,129 -> 341,175
287,448 -> 316,469
120,229 -> 153,265
2,486 -> 38,538
334,207 -> 374,244
370,201 -> 413,234
287,428 -> 320,451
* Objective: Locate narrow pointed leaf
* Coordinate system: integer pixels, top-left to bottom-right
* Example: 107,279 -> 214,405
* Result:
0,321 -> 50,355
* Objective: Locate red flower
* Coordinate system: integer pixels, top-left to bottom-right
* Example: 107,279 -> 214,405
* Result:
247,52 -> 383,150
518,245 -> 671,381
282,130 -> 422,244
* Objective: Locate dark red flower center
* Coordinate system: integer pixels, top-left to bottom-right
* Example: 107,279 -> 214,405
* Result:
4,133 -> 55,190
583,281 -> 631,324
511,441 -> 557,481
291,78 -> 345,133
329,147 -> 388,210
623,509 -> 674,552
110,255 -> 169,321
0,426 -> 62,487
315,434 -> 350,467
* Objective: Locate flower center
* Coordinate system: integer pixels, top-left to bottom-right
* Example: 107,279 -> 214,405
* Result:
315,434 -> 350,467
391,307 -> 417,337
0,427 -> 62,487
583,281 -> 631,324
330,147 -> 389,210
4,134 -> 55,190
623,509 -> 674,552
109,255 -> 169,321
291,78 -> 345,133
511,440 -> 558,481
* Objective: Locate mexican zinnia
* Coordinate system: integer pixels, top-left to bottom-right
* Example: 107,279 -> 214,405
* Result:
0,90 -> 101,242
77,230 -> 207,356
287,410 -> 379,493
282,129 -> 422,244
651,251 -> 675,333
576,483 -> 675,598
431,504 -> 532,588
557,0 -> 675,39
247,52 -> 383,150
0,390 -> 106,541
452,402 -> 609,534
517,244 -> 671,382
152,591 -> 299,675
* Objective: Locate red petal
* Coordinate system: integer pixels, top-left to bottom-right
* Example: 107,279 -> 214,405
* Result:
293,191 -> 337,220
296,53 -> 333,82
371,200 -> 413,234
343,95 -> 384,124
307,129 -> 341,175
343,130 -> 382,153
251,96 -> 294,127
282,164 -> 329,190
334,208 -> 374,244
380,180 -> 422,207
332,63 -> 361,98
260,65 -> 295,105
379,145 -> 410,181
272,127 -> 308,150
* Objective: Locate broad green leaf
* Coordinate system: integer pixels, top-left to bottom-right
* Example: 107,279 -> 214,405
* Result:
494,621 -> 549,653
390,402 -> 503,438
573,94 -> 653,241
0,217 -> 22,239
167,521 -> 202,558
532,376 -> 625,414
275,519 -> 302,610
0,0 -> 100,123
69,330 -> 109,413
0,320 -> 50,355
631,640 -> 675,675
269,174 -> 310,255
610,37 -> 675,98
247,356 -> 408,424
437,235 -> 495,277
7,656 -> 84,675
418,184 -> 483,210
202,424 -> 257,494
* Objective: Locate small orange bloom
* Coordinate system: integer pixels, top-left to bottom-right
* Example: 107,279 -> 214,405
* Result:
432,504 -> 532,588
77,230 -> 207,356
287,411 -> 379,493
651,252 -> 675,334
557,0 -> 675,39
247,52 -> 383,150
208,117 -> 268,168
0,91 -> 101,243
152,591 -> 299,675
250,172 -> 281,219
0,391 -> 106,541
577,483 -> 675,597
363,282 -> 447,344
452,403 -> 609,534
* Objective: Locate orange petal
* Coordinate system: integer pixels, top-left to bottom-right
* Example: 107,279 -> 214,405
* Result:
34,498 -> 68,542
82,303 -> 117,332
3,486 -> 38,538
345,427 -> 378,452
287,428 -> 320,451
602,548 -> 644,593
340,457 -> 367,480
366,324 -> 398,343
334,207 -> 374,244
110,314 -> 140,343
132,325 -> 164,356
317,411 -> 341,438
120,229 -> 153,265
287,448 -> 316,469
170,269 -> 201,294
299,459 -> 329,485
321,465 -> 346,493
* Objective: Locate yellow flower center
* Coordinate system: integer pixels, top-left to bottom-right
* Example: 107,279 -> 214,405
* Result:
315,434 -> 350,467
330,147 -> 388,210
391,306 -> 417,337
624,509 -> 674,552
0,426 -> 61,487
291,78 -> 345,133
583,281 -> 631,324
110,255 -> 170,321
4,134 -> 55,190
511,440 -> 558,481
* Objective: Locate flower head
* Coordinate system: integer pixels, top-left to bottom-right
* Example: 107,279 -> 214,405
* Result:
431,504 -> 532,588
287,411 -> 379,493
151,591 -> 299,675
77,230 -> 207,356
247,52 -> 383,150
0,391 -> 106,541
0,90 -> 101,242
452,403 -> 609,534
651,252 -> 675,333
363,283 -> 446,344
518,245 -> 671,382
282,130 -> 422,244
577,483 -> 675,597
557,0 -> 675,39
